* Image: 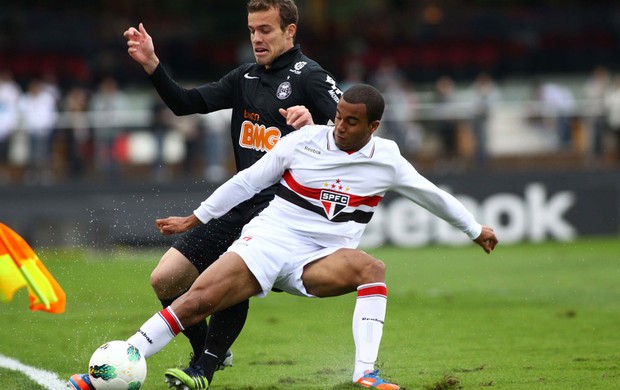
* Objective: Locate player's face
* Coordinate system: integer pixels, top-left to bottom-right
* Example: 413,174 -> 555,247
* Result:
248,7 -> 295,68
333,99 -> 380,152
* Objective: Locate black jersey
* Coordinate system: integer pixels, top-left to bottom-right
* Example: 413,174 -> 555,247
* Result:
195,45 -> 341,172
159,45 -> 342,268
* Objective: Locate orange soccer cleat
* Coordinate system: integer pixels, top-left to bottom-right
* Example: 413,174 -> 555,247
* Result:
356,369 -> 400,389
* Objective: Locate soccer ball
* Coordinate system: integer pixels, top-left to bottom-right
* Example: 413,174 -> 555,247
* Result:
88,340 -> 147,390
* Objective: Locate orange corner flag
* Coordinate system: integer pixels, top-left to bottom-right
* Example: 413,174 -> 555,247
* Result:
0,223 -> 66,313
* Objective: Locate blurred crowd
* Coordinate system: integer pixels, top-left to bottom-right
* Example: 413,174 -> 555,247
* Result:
0,69 -> 233,185
2,1 -> 620,185
1,62 -> 619,187
4,1 -> 619,85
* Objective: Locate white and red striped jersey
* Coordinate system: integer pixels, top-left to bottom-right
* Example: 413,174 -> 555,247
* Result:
194,125 -> 482,246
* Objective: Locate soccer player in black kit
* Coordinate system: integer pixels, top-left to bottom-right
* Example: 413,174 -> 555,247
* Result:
66,1 -> 341,390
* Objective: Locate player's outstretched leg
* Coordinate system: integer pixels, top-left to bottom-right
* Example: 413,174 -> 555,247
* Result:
66,373 -> 95,390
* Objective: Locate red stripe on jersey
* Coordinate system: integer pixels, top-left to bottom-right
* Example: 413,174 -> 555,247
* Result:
282,170 -> 382,207
357,285 -> 387,298
159,307 -> 183,335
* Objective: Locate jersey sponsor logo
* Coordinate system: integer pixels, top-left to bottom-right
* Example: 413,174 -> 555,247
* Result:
239,120 -> 282,152
277,81 -> 292,100
243,72 -> 259,79
325,75 -> 342,103
289,61 -> 307,75
244,109 -> 260,122
320,190 -> 350,220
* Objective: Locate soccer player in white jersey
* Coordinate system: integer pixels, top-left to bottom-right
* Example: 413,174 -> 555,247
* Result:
101,84 -> 498,390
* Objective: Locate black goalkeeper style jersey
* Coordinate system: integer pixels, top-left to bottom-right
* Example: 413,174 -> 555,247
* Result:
150,45 -> 341,268
196,45 -> 341,171
150,45 -> 341,203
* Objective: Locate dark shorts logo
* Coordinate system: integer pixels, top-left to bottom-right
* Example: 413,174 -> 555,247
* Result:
320,190 -> 350,219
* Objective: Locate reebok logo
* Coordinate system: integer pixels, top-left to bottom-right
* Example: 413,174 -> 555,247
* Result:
138,329 -> 153,344
362,317 -> 385,325
304,146 -> 321,155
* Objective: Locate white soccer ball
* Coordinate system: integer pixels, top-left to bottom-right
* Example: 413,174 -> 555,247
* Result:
88,340 -> 147,390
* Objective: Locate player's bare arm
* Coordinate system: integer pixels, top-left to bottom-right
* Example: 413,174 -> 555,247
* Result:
279,105 -> 314,129
123,22 -> 160,75
156,214 -> 200,235
473,225 -> 498,254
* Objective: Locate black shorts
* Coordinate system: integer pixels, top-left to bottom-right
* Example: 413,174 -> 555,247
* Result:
172,194 -> 272,273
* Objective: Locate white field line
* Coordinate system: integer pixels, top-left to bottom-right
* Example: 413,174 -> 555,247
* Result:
0,353 -> 67,390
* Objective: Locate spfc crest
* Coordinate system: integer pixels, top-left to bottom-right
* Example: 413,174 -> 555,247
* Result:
320,190 -> 350,219
277,81 -> 292,100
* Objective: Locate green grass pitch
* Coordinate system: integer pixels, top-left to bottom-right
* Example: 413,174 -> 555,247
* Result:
1,237 -> 619,389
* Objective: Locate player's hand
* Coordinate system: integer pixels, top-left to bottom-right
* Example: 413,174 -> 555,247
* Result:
155,214 -> 200,235
473,225 -> 498,254
123,22 -> 159,75
279,105 -> 314,129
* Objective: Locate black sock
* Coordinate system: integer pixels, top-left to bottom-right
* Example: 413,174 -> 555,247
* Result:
160,297 -> 209,360
200,299 -> 249,383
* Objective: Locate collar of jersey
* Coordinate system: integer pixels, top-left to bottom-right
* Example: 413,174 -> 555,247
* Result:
327,128 -> 375,157
263,44 -> 301,72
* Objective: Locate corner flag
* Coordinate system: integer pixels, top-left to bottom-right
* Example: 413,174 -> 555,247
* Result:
0,223 -> 66,314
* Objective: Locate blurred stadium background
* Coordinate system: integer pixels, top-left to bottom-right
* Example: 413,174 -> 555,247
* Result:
0,0 -> 619,248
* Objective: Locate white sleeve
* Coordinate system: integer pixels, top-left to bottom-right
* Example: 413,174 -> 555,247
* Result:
392,156 -> 482,240
193,132 -> 297,224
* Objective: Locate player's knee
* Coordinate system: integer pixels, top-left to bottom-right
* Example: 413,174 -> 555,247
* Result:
358,257 -> 386,284
150,253 -> 198,298
149,268 -> 166,296
150,266 -> 185,299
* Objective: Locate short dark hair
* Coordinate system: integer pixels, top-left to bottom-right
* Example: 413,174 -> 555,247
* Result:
247,0 -> 299,31
342,84 -> 385,123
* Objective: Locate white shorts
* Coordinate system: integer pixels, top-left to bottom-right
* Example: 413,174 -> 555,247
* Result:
227,215 -> 351,298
